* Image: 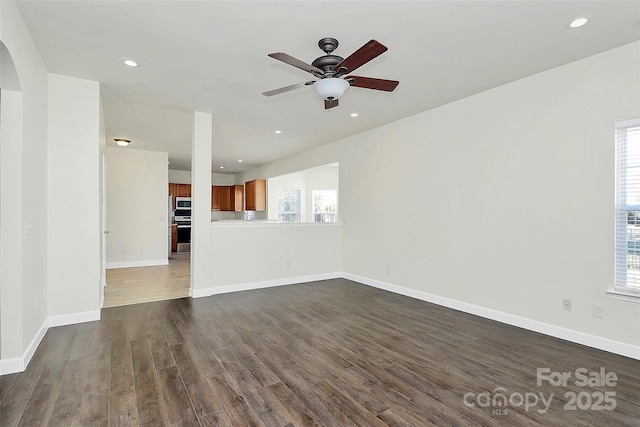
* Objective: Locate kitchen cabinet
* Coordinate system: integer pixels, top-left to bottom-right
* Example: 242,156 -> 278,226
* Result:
218,186 -> 232,211
212,185 -> 244,211
245,179 -> 266,211
176,184 -> 191,197
168,183 -> 177,210
232,184 -> 243,211
169,183 -> 191,210
211,186 -> 220,211
171,225 -> 178,252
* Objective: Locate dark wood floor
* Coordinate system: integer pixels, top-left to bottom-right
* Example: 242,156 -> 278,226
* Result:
1,279 -> 638,426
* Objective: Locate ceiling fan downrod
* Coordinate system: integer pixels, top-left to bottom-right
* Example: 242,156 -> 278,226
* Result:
312,38 -> 343,77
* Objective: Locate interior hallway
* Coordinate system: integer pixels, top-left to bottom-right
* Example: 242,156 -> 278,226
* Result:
104,252 -> 190,308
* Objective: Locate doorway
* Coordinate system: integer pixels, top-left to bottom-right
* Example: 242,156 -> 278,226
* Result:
103,252 -> 190,308
102,150 -> 191,308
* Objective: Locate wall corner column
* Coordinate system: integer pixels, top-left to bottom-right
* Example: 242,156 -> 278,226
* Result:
190,111 -> 213,295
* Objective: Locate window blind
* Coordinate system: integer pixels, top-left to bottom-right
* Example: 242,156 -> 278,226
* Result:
615,118 -> 640,292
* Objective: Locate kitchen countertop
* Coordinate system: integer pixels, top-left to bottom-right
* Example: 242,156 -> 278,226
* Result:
211,220 -> 342,227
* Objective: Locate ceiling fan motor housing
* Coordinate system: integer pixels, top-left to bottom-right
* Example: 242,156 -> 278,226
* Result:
312,55 -> 344,76
312,38 -> 344,76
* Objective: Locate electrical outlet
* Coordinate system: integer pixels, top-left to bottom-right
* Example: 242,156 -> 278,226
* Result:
563,299 -> 572,311
592,304 -> 604,319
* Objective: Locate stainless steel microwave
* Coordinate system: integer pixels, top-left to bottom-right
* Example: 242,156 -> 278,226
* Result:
175,197 -> 191,209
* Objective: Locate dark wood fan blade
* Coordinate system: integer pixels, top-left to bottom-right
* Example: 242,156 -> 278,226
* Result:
262,81 -> 315,97
335,40 -> 387,75
268,53 -> 324,76
345,76 -> 399,92
324,99 -> 339,109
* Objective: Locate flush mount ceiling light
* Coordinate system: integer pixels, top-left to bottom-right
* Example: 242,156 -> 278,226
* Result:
274,130 -> 282,134
568,17 -> 589,28
119,58 -> 138,67
114,138 -> 131,147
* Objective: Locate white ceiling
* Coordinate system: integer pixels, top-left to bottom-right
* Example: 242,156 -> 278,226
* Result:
16,1 -> 640,172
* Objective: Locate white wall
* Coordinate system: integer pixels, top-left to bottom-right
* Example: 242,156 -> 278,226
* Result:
0,89 -> 23,361
106,147 -> 168,268
169,169 -> 191,184
0,0 -> 49,366
169,169 -> 236,186
190,112 -> 213,294
48,74 -> 101,317
209,223 -> 342,293
339,42 -> 640,351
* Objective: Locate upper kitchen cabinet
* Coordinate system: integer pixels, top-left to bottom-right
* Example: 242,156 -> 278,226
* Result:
169,183 -> 192,210
212,185 -> 244,211
245,179 -> 266,211
218,186 -> 232,211
232,184 -> 243,211
211,186 -> 221,211
176,184 -> 191,197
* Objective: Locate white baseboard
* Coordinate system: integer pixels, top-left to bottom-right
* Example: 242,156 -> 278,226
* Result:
344,273 -> 640,361
48,310 -> 101,327
0,318 -> 48,375
106,259 -> 168,269
0,357 -> 24,375
190,272 -> 342,298
0,310 -> 100,375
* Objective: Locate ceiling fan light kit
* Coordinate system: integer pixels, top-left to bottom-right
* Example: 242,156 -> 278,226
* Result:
263,37 -> 399,109
314,78 -> 350,100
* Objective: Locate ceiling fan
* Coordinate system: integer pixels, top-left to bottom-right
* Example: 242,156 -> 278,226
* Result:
262,37 -> 399,109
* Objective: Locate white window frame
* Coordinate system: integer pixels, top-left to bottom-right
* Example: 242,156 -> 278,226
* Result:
611,118 -> 640,303
312,189 -> 338,223
277,187 -> 301,223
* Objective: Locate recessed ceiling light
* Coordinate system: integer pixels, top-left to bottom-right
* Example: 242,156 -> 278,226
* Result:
114,138 -> 131,147
568,17 -> 589,28
219,166 -> 224,169
275,130 -> 282,134
238,159 -> 243,163
120,58 -> 138,67
350,113 -> 359,117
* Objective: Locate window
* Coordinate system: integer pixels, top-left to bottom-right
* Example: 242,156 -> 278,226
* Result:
313,190 -> 337,223
277,188 -> 301,223
615,118 -> 640,295
267,163 -> 339,222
